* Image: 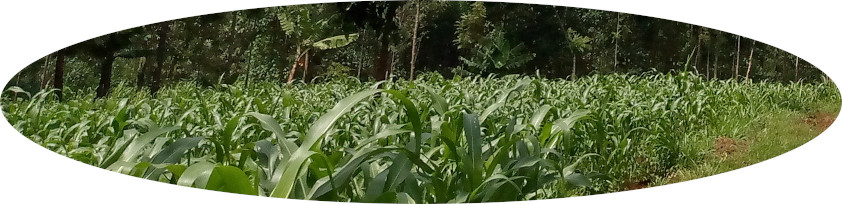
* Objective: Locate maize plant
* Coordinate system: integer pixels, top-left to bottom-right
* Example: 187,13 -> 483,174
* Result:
2,71 -> 839,203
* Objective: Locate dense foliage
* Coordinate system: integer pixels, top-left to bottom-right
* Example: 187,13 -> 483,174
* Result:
3,71 -> 838,202
8,1 -> 827,99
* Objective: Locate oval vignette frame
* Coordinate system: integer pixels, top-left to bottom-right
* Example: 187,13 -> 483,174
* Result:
0,1 -> 840,204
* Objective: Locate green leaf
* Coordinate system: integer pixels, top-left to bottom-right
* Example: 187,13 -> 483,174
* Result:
177,162 -> 216,188
529,105 -> 552,129
564,173 -> 591,187
419,84 -> 450,115
563,153 -> 598,177
5,86 -> 30,99
383,90 -> 424,153
150,137 -> 204,164
206,166 -> 258,195
121,126 -> 181,162
312,33 -> 359,50
270,89 -> 382,198
463,112 -> 483,189
247,113 -> 296,157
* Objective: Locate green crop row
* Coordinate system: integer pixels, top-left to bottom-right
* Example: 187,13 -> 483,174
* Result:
2,72 -> 839,203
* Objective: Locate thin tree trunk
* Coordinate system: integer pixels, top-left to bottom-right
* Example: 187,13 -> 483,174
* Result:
168,58 -> 177,82
409,1 -> 421,81
744,40 -> 755,83
373,40 -> 391,81
389,48 -> 397,80
357,29 -> 366,79
357,54 -> 363,78
735,36 -> 740,79
572,54 -> 577,79
695,34 -> 701,74
152,21 -> 170,96
613,12 -> 620,71
13,69 -> 22,100
13,72 -> 21,100
96,56 -> 115,99
795,57 -> 800,81
302,50 -> 309,83
714,53 -> 719,79
245,60 -> 251,89
137,57 -> 146,87
40,54 -> 52,90
221,13 -> 239,85
705,45 -> 710,79
53,49 -> 66,101
286,45 -> 301,85
773,50 -> 779,81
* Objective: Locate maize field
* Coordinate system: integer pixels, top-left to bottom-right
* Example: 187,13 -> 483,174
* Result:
2,72 -> 839,203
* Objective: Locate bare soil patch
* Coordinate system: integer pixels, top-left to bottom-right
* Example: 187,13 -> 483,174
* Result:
714,137 -> 736,157
622,179 -> 651,191
804,112 -> 837,131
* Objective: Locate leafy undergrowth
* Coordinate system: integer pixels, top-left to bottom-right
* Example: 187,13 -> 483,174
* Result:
2,72 -> 840,203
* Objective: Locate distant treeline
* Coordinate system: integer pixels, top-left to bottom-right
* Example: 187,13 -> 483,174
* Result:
9,1 -> 824,100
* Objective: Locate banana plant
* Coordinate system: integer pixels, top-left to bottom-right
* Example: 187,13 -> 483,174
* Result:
275,5 -> 360,85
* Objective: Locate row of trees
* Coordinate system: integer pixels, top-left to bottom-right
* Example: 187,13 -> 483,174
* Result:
11,1 -> 823,100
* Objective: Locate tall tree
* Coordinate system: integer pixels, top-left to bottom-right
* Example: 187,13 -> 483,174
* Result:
151,21 -> 170,95
613,12 -> 621,71
409,1 -> 421,81
339,1 -> 402,81
53,49 -> 66,101
95,34 -> 119,98
277,4 -> 358,85
794,56 -> 800,80
566,28 -> 592,79
734,35 -> 741,79
39,54 -> 52,90
744,40 -> 755,83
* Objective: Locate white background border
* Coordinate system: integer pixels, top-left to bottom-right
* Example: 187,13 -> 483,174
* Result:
1,1 -> 839,203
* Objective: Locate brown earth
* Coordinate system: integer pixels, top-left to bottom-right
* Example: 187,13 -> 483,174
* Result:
622,180 -> 651,191
804,112 -> 837,131
713,137 -> 747,158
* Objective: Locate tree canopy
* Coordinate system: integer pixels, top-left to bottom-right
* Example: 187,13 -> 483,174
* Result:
9,1 -> 826,97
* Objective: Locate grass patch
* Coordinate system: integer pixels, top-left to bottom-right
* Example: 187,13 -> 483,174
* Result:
652,103 -> 839,186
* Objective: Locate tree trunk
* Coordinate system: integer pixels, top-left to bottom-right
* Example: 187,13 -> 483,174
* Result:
714,53 -> 719,79
96,56 -> 115,99
773,50 -> 779,81
373,40 -> 391,82
744,40 -> 755,83
357,53 -> 363,78
241,64 -> 249,87
302,50 -> 309,83
286,45 -> 301,85
572,54 -> 577,79
705,45 -> 710,79
695,35 -> 701,74
152,21 -> 170,96
137,57 -> 147,87
40,54 -> 52,90
795,57 -> 800,81
409,1 -> 421,81
357,29 -> 366,79
389,48 -> 397,80
613,12 -> 620,71
734,36 -> 740,79
13,72 -> 21,100
53,49 -> 66,101
168,58 -> 177,83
